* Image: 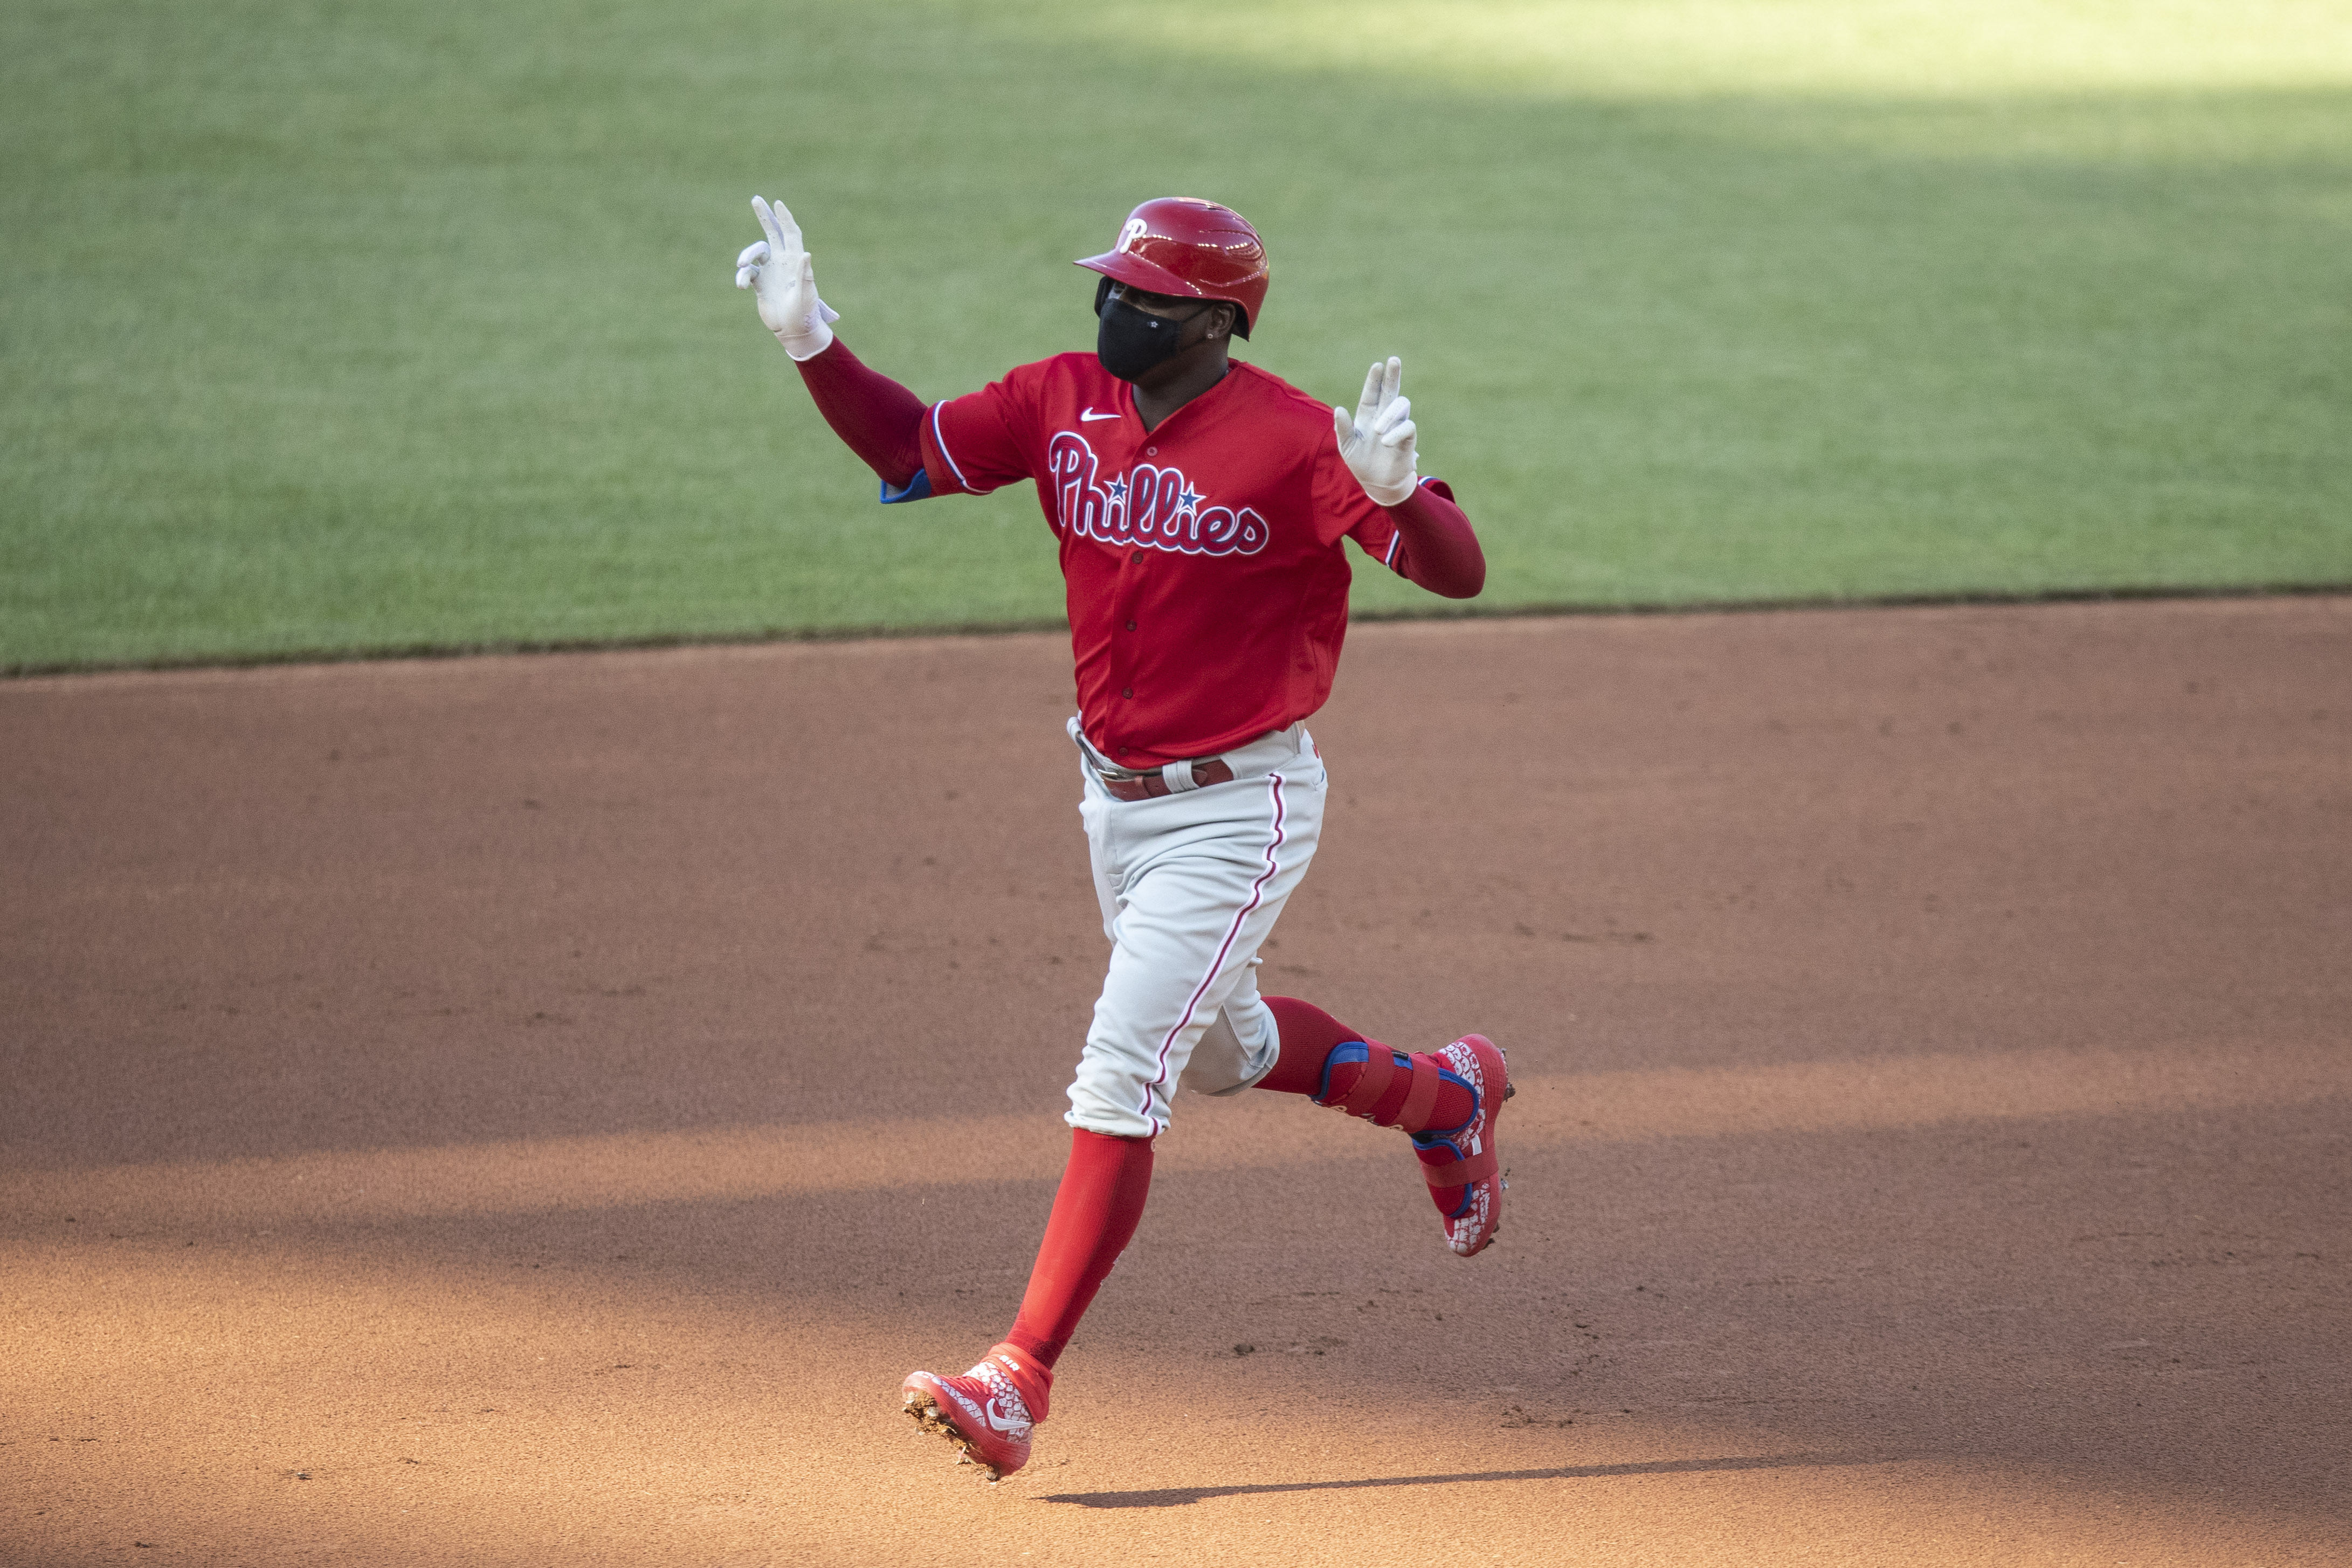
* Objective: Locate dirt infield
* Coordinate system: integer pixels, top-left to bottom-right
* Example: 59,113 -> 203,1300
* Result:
4,597 -> 2348,1566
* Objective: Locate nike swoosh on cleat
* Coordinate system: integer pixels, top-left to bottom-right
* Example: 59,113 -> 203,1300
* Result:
1079,408 -> 1119,421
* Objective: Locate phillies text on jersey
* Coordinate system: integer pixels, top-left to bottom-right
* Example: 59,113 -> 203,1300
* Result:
918,354 -> 1420,768
1044,431 -> 1268,558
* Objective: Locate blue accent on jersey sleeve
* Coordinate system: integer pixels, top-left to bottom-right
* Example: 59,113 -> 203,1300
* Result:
878,467 -> 936,505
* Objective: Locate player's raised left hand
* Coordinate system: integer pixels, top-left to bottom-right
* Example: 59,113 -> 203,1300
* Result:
1333,356 -> 1419,507
735,195 -> 841,361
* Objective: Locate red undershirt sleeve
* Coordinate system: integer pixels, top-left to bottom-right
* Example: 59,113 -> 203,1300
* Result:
1343,478 -> 1486,600
1381,480 -> 1487,600
791,337 -> 927,489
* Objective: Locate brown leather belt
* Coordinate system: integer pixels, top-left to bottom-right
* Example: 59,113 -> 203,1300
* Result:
1094,757 -> 1235,802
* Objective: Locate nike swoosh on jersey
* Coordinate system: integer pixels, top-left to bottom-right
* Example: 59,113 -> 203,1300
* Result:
1079,408 -> 1120,421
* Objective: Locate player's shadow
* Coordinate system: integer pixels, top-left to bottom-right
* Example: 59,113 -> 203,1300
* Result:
1035,1450 -> 1884,1509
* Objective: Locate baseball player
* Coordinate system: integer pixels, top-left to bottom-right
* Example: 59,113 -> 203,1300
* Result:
735,195 -> 1509,1482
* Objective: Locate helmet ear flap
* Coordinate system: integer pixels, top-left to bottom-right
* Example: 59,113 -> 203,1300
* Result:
1093,275 -> 1113,318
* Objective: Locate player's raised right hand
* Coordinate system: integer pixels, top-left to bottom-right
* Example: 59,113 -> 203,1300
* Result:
736,196 -> 840,361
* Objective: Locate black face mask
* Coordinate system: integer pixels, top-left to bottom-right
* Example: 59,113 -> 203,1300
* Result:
1095,285 -> 1204,382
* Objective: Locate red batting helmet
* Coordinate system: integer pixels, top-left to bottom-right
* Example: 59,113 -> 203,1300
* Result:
1075,198 -> 1270,339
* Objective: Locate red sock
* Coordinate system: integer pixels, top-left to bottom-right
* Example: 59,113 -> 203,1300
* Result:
1002,1129 -> 1155,1386
1258,996 -> 1473,1132
1257,996 -> 1361,1094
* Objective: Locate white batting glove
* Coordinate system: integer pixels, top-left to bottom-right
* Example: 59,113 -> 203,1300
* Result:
1332,356 -> 1419,507
735,195 -> 840,361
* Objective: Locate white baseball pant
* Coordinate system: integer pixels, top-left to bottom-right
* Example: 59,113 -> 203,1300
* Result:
1063,719 -> 1329,1139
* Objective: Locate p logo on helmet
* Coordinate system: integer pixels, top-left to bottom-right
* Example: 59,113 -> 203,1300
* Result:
1077,197 -> 1270,341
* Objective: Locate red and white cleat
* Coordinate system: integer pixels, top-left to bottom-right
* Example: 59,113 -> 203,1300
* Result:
901,1343 -> 1045,1482
1411,1034 -> 1511,1258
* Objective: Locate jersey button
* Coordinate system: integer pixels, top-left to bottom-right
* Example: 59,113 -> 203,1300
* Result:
1125,619 -> 1137,631
1122,687 -> 1134,699
1146,446 -> 1157,455
1130,551 -> 1144,564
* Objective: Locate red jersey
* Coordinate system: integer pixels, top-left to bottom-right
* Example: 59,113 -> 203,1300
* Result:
919,354 -> 1415,768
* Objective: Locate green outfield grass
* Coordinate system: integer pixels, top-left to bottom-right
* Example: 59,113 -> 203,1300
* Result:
3,0 -> 2347,669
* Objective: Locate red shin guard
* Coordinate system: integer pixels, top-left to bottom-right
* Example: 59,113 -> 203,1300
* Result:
1258,996 -> 1472,1134
1001,1128 -> 1155,1401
